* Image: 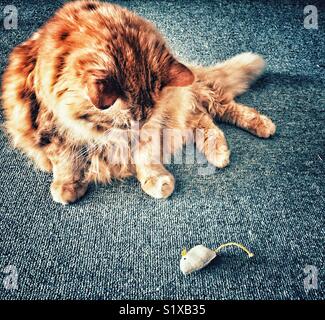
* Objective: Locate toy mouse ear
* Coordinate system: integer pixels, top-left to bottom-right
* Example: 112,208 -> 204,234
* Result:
165,61 -> 194,87
87,76 -> 121,110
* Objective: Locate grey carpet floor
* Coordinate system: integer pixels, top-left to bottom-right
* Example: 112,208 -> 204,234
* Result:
0,0 -> 324,300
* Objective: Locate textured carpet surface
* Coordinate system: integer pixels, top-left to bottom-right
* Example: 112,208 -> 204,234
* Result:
0,0 -> 324,300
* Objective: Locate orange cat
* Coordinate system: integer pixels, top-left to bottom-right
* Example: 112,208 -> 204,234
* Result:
1,0 -> 276,204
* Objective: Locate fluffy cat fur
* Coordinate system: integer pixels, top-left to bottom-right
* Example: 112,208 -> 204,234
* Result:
1,0 -> 276,204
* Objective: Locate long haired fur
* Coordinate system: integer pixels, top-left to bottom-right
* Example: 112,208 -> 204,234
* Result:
1,0 -> 276,204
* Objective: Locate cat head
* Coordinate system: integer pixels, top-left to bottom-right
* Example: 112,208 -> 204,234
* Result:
85,30 -> 194,123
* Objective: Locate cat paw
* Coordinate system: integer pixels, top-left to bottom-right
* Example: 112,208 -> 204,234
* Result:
31,154 -> 52,172
254,115 -> 276,138
141,174 -> 175,199
36,157 -> 53,172
50,181 -> 88,205
206,145 -> 230,168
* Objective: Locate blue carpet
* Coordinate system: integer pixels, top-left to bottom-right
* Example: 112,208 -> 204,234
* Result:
0,0 -> 324,299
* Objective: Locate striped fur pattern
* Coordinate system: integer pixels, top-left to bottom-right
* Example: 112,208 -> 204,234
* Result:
1,0 -> 276,204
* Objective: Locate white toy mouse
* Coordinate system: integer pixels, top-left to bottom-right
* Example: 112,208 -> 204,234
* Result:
180,242 -> 254,275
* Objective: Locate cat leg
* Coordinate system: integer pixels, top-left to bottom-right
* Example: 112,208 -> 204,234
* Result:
136,164 -> 175,199
194,113 -> 230,168
216,101 -> 276,138
49,152 -> 88,205
134,128 -> 175,199
16,143 -> 52,172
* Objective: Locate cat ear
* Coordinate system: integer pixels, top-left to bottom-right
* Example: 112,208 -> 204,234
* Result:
87,77 -> 121,110
166,62 -> 194,87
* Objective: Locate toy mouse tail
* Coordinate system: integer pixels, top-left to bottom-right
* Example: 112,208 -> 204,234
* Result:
215,242 -> 254,258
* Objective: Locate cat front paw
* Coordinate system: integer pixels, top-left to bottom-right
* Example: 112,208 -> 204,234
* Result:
31,154 -> 52,172
50,181 -> 88,205
36,157 -> 53,172
254,115 -> 276,138
141,174 -> 175,199
206,145 -> 230,168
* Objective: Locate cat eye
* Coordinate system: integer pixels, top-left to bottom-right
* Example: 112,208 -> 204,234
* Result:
101,105 -> 111,110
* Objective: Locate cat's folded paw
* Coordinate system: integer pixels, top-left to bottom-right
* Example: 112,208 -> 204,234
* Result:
30,153 -> 52,172
36,157 -> 53,173
254,115 -> 276,139
141,174 -> 175,199
206,145 -> 230,168
50,181 -> 88,205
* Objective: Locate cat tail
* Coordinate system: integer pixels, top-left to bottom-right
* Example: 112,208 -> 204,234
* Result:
209,52 -> 265,98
